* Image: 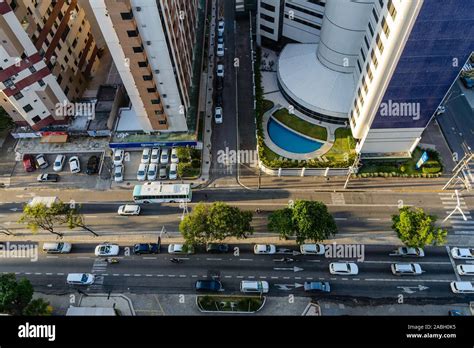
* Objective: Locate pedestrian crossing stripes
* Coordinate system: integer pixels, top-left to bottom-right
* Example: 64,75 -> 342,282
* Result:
89,258 -> 107,289
439,192 -> 474,235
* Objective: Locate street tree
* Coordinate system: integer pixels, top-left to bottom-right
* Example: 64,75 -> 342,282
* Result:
0,274 -> 50,315
22,298 -> 53,316
61,204 -> 99,237
179,203 -> 211,245
392,207 -> 447,247
268,207 -> 294,240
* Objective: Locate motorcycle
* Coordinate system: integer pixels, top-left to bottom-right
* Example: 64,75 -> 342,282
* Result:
170,258 -> 183,264
106,258 -> 119,264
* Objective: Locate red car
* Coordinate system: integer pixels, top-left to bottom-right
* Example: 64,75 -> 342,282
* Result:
22,154 -> 36,172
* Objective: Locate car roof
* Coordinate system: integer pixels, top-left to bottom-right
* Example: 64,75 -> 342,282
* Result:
454,282 -> 474,290
457,248 -> 472,256
460,265 -> 474,271
332,263 -> 349,271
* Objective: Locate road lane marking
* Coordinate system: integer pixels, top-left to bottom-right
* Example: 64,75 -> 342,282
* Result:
295,277 -> 301,280
46,256 -> 59,259
145,274 -> 152,277
259,276 -> 267,279
168,275 -> 176,277
192,275 -> 198,278
271,276 -> 279,279
143,257 -> 157,260
363,260 -> 451,265
113,274 -> 119,276
367,218 -> 381,221
179,275 -> 186,278
157,275 -> 164,277
206,258 -> 222,261
306,277 -> 313,280
124,274 -> 131,276
224,275 -> 232,278
341,278 -> 348,280
77,257 -> 91,259
34,272 -> 42,275
239,258 -> 253,261
364,278 -> 452,283
283,277 -> 289,279
335,218 -> 348,221
247,276 -> 255,279
45,273 -> 53,275
134,274 -> 141,277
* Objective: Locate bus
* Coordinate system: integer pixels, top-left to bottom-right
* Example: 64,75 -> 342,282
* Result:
133,182 -> 192,204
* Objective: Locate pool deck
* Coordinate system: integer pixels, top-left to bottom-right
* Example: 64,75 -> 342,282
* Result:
262,104 -> 334,161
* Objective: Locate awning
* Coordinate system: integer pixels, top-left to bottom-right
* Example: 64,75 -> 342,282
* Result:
40,133 -> 68,143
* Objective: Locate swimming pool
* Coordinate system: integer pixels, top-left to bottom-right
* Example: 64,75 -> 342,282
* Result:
267,118 -> 323,154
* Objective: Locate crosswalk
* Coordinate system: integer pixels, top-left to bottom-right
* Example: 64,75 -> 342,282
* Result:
439,192 -> 474,235
89,258 -> 107,290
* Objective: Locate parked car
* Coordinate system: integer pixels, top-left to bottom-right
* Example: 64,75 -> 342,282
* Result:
86,156 -> 99,175
304,281 -> 331,293
53,155 -> 66,172
171,148 -> 179,164
137,163 -> 148,181
42,242 -> 72,254
22,154 -> 36,172
159,166 -> 167,180
457,264 -> 474,276
395,246 -> 424,258
169,163 -> 178,180
450,281 -> 474,294
217,34 -> 224,44
37,173 -> 59,182
141,148 -> 151,164
160,148 -> 170,164
67,273 -> 94,285
451,247 -> 474,259
240,280 -> 269,293
195,279 -> 223,292
133,243 -> 160,255
215,107 -> 223,124
329,262 -> 359,275
113,149 -> 124,166
216,76 -> 224,91
68,156 -> 81,174
217,64 -> 224,77
217,20 -> 225,35
147,163 -> 158,181
217,43 -> 224,57
117,204 -> 141,216
206,243 -> 229,253
300,244 -> 325,255
168,244 -> 194,254
35,154 -> 49,169
114,165 -> 124,183
391,263 -> 423,276
94,243 -> 120,257
151,148 -> 160,164
254,244 -> 276,255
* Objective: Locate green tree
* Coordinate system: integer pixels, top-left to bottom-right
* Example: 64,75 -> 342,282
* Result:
392,207 -> 447,247
61,204 -> 99,237
268,208 -> 294,240
179,203 -> 211,245
0,274 -> 34,315
292,200 -> 337,244
22,298 -> 52,316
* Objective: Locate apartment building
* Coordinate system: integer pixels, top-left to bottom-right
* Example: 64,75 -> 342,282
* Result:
0,0 -> 102,131
89,0 -> 200,133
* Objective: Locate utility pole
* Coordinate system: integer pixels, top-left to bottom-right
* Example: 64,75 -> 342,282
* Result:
344,153 -> 361,189
443,151 -> 474,191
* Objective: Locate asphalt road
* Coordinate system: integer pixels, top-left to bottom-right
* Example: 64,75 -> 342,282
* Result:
1,243 -> 473,302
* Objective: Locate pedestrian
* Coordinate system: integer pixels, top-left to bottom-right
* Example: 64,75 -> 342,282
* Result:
204,193 -> 208,200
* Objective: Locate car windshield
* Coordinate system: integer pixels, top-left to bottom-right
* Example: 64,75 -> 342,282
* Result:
81,274 -> 88,282
101,246 -> 110,254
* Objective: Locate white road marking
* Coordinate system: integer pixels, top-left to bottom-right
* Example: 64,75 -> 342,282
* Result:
192,275 -> 198,278
283,276 -> 290,279
363,260 -> 451,265
224,275 -> 232,278
124,274 -> 131,277
271,276 -> 279,279
364,278 -> 452,283
143,257 -> 157,260
35,272 -> 42,275
168,275 -> 176,277
236,276 -> 244,279
259,276 -> 267,279
57,273 -> 64,276
157,275 -> 164,277
134,274 -> 141,277
239,258 -> 253,261
335,218 -> 348,221
45,273 -> 53,275
145,274 -> 152,277
113,274 -> 119,276
179,275 -> 186,278
46,256 -> 59,259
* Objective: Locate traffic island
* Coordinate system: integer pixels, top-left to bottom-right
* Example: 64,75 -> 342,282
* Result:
196,295 -> 266,314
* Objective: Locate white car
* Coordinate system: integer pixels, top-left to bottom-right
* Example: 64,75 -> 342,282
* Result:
69,156 -> 80,174
217,20 -> 225,35
300,244 -> 325,255
457,264 -> 474,276
254,244 -> 276,255
168,244 -> 194,254
67,273 -> 94,285
451,247 -> 474,259
169,163 -> 178,180
391,263 -> 423,276
114,165 -> 124,183
329,262 -> 359,275
240,280 -> 269,294
137,163 -> 148,181
35,154 -> 49,169
215,107 -> 223,124
147,163 -> 158,181
450,281 -> 474,294
217,43 -> 224,57
113,149 -> 124,166
94,243 -> 120,257
117,204 -> 141,216
53,155 -> 66,172
160,148 -> 170,164
217,64 -> 224,77
396,246 -> 425,258
171,148 -> 179,164
141,148 -> 151,164
151,148 -> 160,164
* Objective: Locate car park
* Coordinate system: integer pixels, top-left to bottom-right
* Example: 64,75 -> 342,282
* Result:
114,165 -> 124,182
160,148 -> 170,164
217,43 -> 224,57
113,149 -> 124,166
195,279 -> 223,292
147,163 -> 158,181
240,280 -> 269,294
68,156 -> 81,174
141,148 -> 151,164
457,264 -> 474,276
451,247 -> 474,259
169,163 -> 178,180
35,154 -> 49,169
94,243 -> 120,257
391,263 -> 423,276
304,281 -> 331,293
215,107 -> 223,124
37,173 -> 59,182
254,244 -> 276,254
329,262 -> 359,275
159,166 -> 167,180
42,242 -> 72,254
86,156 -> 99,175
53,155 -> 66,172
168,244 -> 194,254
137,163 -> 148,181
395,246 -> 424,257
117,204 -> 141,216
23,154 -> 36,172
450,281 -> 474,294
67,273 -> 94,285
171,148 -> 179,163
206,243 -> 229,253
133,243 -> 160,254
300,244 -> 325,255
217,64 -> 224,77
151,148 -> 160,164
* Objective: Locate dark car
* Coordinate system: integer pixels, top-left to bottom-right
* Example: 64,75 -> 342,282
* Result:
133,243 -> 160,254
37,173 -> 59,182
195,279 -> 222,292
206,243 -> 229,253
216,76 -> 224,91
22,154 -> 36,172
304,281 -> 331,293
86,156 -> 99,175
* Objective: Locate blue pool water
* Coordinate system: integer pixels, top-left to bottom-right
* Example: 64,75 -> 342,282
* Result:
267,118 -> 323,154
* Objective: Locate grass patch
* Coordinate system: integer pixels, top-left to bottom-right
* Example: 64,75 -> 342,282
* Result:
273,108 -> 327,141
197,295 -> 264,312
324,128 -> 356,162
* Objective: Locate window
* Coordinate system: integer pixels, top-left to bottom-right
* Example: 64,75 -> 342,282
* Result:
364,36 -> 370,50
382,17 -> 390,37
151,99 -> 161,104
127,29 -> 138,37
38,79 -> 45,87
371,50 -> 378,68
143,75 -> 153,81
260,13 -> 275,23
260,2 -> 275,12
64,86 -> 69,96
120,11 -> 133,20
260,25 -> 274,34
376,34 -> 384,54
29,66 -> 37,73
285,3 -> 323,19
57,75 -> 63,84
147,87 -> 156,93
362,77 -> 368,94
133,46 -> 144,53
3,79 -> 14,88
283,14 -> 321,30
138,61 -> 148,68
13,92 -> 23,100
368,23 -> 374,37
23,104 -> 33,113
372,8 -> 379,23
32,115 -> 41,123
388,0 -> 397,20
379,0 -> 384,8
357,60 -> 362,73
366,64 -> 373,81
360,48 -> 366,61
